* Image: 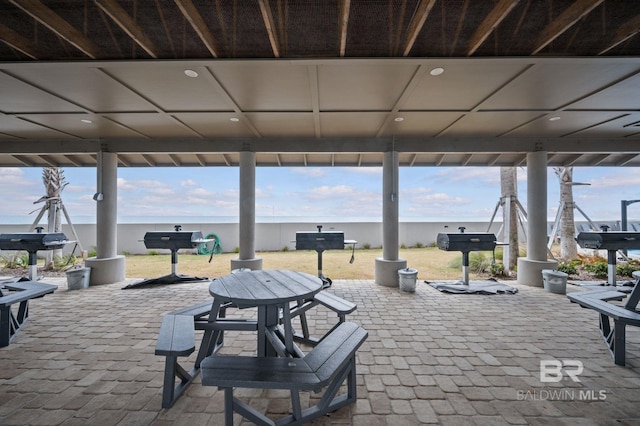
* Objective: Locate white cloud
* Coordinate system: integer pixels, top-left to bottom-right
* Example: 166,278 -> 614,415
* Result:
180,179 -> 198,187
292,167 -> 325,177
435,167 -> 500,184
343,167 -> 382,175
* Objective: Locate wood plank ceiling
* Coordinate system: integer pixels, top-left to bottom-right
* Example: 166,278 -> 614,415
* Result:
0,0 -> 639,168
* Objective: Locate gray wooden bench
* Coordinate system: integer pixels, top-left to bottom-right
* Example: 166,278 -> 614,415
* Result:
155,299 -> 257,408
0,281 -> 57,347
289,290 -> 357,345
201,321 -> 367,426
567,281 -> 640,366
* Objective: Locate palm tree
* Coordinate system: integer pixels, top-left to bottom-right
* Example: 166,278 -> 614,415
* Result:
554,167 -> 578,261
42,167 -> 67,267
500,167 -> 519,272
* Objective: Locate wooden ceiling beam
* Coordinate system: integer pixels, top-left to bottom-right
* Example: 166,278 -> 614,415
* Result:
12,155 -> 35,166
168,154 -> 181,166
598,14 -> 640,55
401,0 -> 437,56
95,0 -> 159,59
466,0 -> 520,56
195,154 -> 206,166
531,0 -> 604,55
174,0 -> 219,58
8,0 -> 99,58
141,154 -> 156,166
0,24 -> 41,59
616,154 -> 638,166
338,0 -> 351,56
258,0 -> 281,58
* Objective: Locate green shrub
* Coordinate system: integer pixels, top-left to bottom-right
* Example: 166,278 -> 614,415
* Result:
362,243 -> 371,250
414,242 -> 424,248
557,262 -> 577,275
584,260 -> 608,278
282,246 -> 289,252
148,250 -> 159,256
470,252 -> 493,273
1,253 -> 29,269
400,243 -> 407,249
447,252 -> 493,273
490,262 -> 505,277
617,262 -> 640,277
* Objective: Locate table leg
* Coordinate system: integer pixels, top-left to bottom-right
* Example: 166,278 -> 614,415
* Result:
195,299 -> 224,367
281,303 -> 295,355
259,305 -> 281,357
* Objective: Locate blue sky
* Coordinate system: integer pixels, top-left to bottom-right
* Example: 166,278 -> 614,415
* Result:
0,166 -> 638,224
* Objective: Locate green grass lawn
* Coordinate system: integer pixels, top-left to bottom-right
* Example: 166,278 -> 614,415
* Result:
124,247 -> 499,281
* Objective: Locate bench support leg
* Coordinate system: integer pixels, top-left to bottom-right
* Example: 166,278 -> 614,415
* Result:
161,355 -> 199,409
599,313 -> 627,366
220,355 -> 359,426
0,300 -> 30,348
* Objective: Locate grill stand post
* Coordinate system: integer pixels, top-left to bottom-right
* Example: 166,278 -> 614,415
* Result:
28,252 -> 38,281
123,248 -> 209,289
316,249 -> 331,288
461,252 -> 470,285
607,250 -> 617,286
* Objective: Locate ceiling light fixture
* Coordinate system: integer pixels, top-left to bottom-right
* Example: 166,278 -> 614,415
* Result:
430,67 -> 444,76
81,119 -> 93,124
184,69 -> 198,78
229,117 -> 240,122
394,117 -> 404,122
549,116 -> 561,121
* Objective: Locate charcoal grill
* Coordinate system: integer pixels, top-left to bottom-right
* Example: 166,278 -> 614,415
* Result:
0,227 -> 70,281
123,225 -> 211,289
437,227 -> 497,285
295,225 -> 356,287
576,226 -> 640,285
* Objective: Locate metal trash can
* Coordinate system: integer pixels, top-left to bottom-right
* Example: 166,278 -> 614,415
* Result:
541,269 -> 568,294
66,267 -> 91,290
398,268 -> 418,292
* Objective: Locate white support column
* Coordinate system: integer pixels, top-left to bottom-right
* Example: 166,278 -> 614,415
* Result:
231,151 -> 263,271
375,151 -> 406,287
517,151 -> 557,287
85,150 -> 126,285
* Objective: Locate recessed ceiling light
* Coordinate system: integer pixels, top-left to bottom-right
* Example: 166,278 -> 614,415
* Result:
394,117 -> 404,122
184,69 -> 198,78
229,117 -> 240,122
549,116 -> 561,121
430,67 -> 444,76
81,119 -> 93,124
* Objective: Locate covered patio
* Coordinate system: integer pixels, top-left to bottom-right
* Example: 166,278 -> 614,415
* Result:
0,277 -> 638,425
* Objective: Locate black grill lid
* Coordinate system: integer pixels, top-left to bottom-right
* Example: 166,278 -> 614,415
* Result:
437,232 -> 497,252
143,228 -> 208,250
0,231 -> 70,252
576,231 -> 640,250
296,225 -> 345,251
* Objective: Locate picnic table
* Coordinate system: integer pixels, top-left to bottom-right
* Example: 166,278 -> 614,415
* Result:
207,269 -> 323,357
155,269 -> 365,417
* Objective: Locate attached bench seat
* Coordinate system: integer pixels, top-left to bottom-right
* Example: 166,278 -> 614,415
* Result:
289,290 -> 357,345
155,299 -> 258,408
567,288 -> 640,366
201,321 -> 368,426
0,281 -> 57,347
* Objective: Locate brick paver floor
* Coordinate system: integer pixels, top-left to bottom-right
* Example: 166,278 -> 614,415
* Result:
1,276 -> 639,425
